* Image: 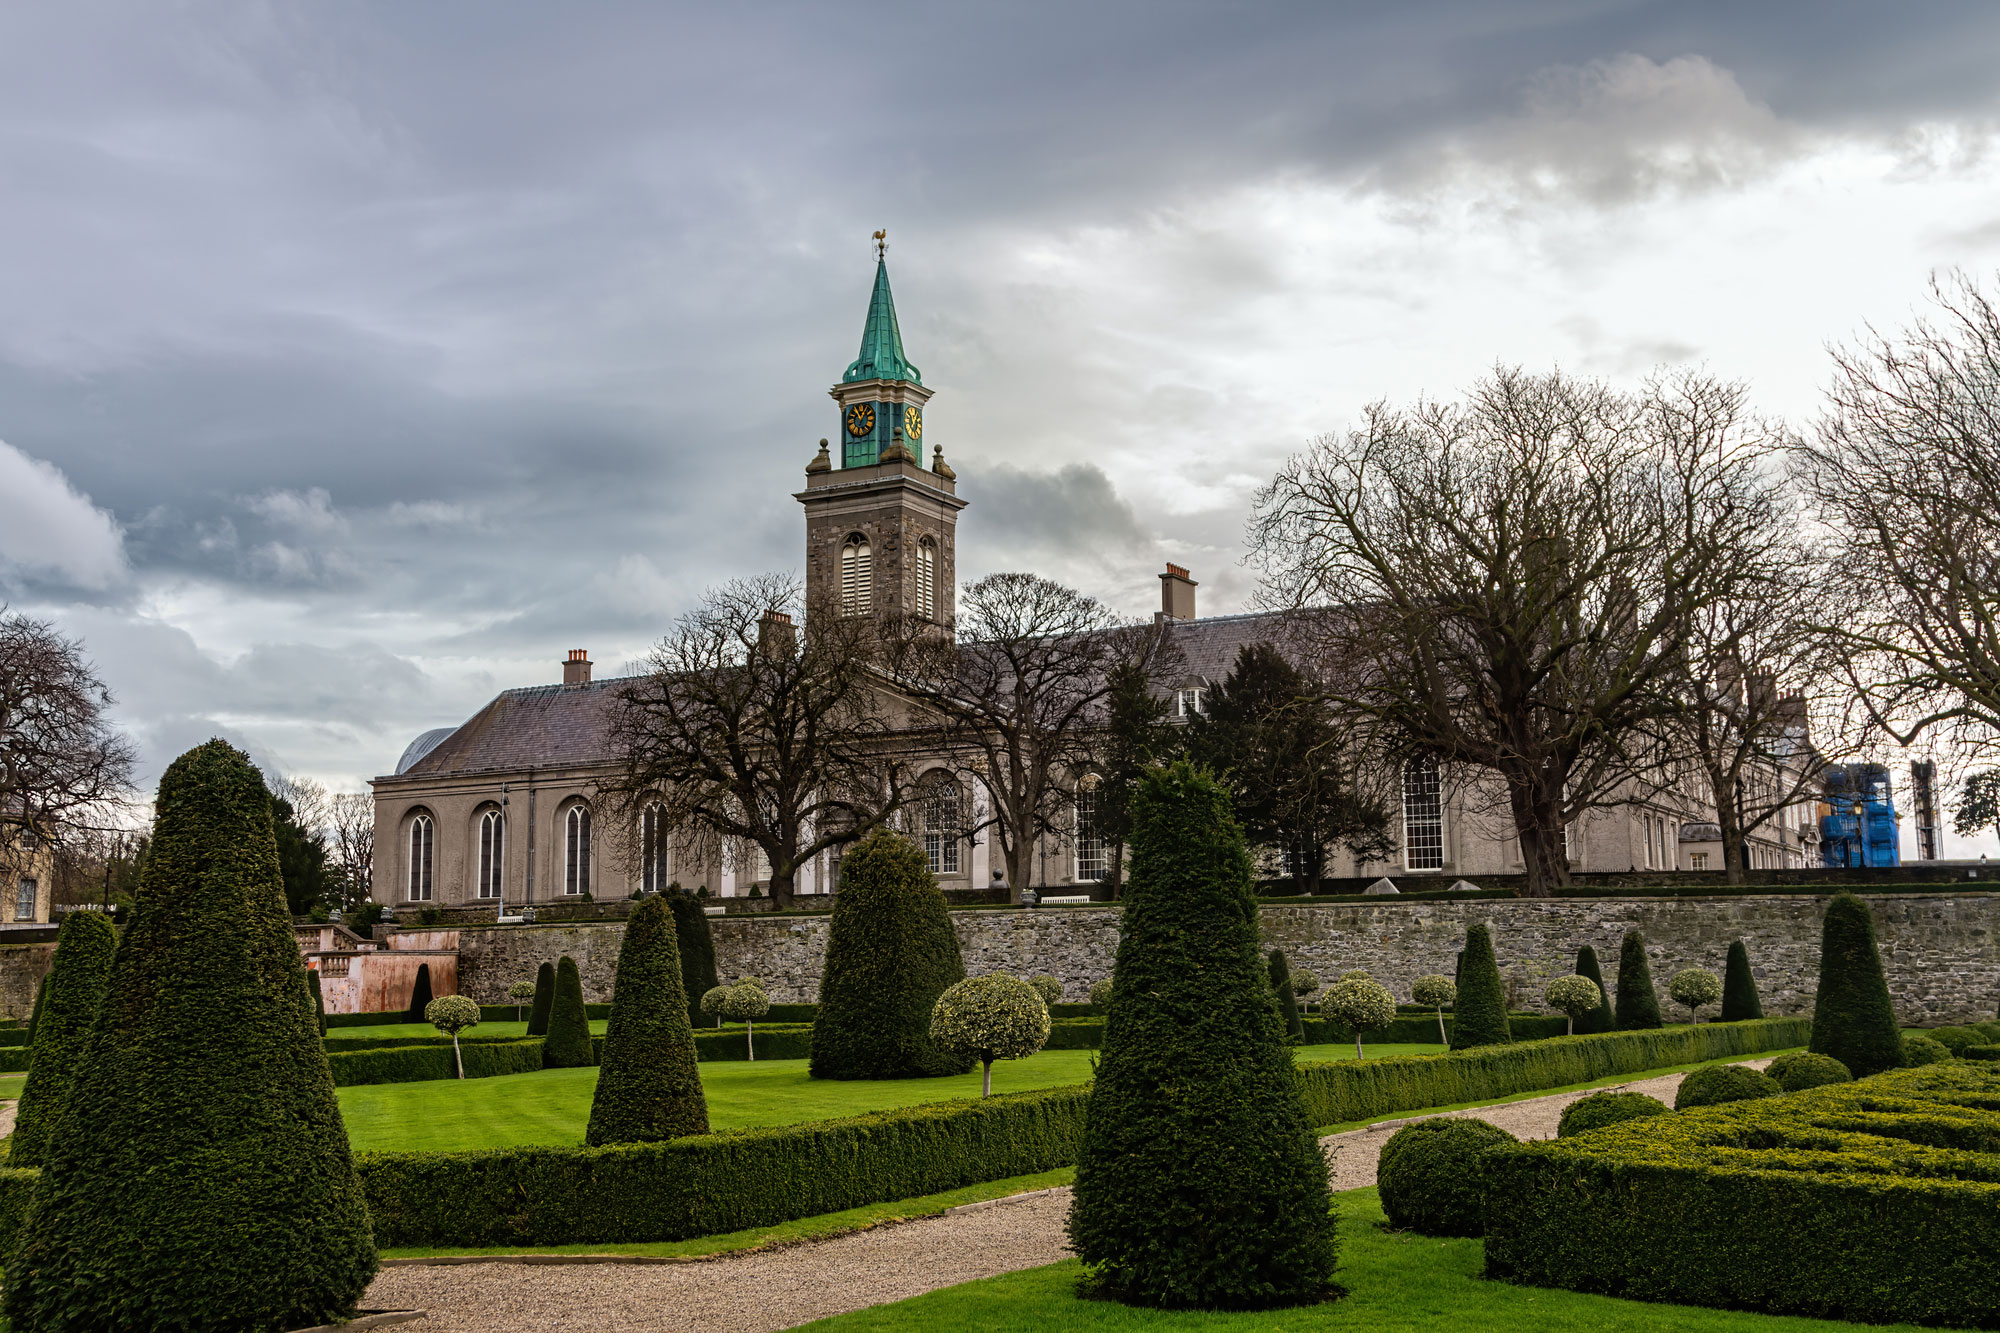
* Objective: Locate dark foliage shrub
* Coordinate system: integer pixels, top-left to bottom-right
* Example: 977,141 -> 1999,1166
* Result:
1809,893 -> 1905,1078
1556,1090 -> 1669,1138
1766,1051 -> 1852,1092
1927,1025 -> 1985,1056
541,955 -> 596,1068
1974,1021 -> 2000,1043
1902,1034 -> 1951,1066
1268,949 -> 1304,1044
665,887 -> 719,1027
1674,1062 -> 1781,1109
1573,945 -> 1614,1035
1377,1117 -> 1517,1235
587,897 -> 707,1144
10,910 -> 118,1167
1721,939 -> 1764,1021
308,967 -> 328,1037
1449,924 -> 1510,1050
526,960 -> 555,1036
1615,930 -> 1663,1030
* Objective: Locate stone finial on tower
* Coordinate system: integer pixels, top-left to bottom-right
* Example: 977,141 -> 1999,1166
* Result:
880,426 -> 917,465
807,438 -> 832,474
932,444 -> 955,481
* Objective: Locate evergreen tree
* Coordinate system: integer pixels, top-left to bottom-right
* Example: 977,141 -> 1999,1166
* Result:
1573,944 -> 1615,1035
1809,892 -> 1905,1077
11,910 -> 117,1167
1721,938 -> 1764,1021
587,897 -> 707,1144
1098,659 -> 1178,898
526,959 -> 555,1036
809,828 -> 972,1080
1069,762 -> 1337,1309
1615,930 -> 1664,1029
541,954 -> 596,1068
24,973 -> 47,1046
402,962 -> 434,1023
3,740 -> 376,1332
270,790 -> 336,917
1449,923 -> 1511,1049
308,967 -> 328,1037
1268,948 -> 1304,1043
664,886 -> 719,1027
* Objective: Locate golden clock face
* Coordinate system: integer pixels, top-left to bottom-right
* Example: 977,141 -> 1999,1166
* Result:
903,406 -> 923,440
845,403 -> 875,437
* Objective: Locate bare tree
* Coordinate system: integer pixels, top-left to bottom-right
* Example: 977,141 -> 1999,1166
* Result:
0,611 -> 137,879
608,574 -> 904,910
328,791 -> 375,907
887,573 -> 1170,899
1252,367 -> 1789,896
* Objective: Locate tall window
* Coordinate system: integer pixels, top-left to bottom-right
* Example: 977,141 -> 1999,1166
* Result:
14,878 -> 34,922
1074,777 -> 1107,882
641,803 -> 671,893
921,778 -> 961,875
1176,687 -> 1205,717
915,538 -> 937,620
477,809 -> 504,899
407,813 -> 434,901
840,536 -> 873,618
565,804 -> 592,896
1402,756 -> 1444,871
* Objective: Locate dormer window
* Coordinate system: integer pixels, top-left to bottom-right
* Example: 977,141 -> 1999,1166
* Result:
1176,687 -> 1205,717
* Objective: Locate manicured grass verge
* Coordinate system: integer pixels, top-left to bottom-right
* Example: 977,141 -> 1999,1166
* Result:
787,1188 -> 1923,1332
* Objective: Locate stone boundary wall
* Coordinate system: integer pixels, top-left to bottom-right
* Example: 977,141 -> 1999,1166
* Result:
450,892 -> 2000,1027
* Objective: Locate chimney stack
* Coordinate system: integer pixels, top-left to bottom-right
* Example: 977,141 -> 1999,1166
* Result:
562,649 -> 592,686
758,609 -> 797,659
1158,563 -> 1198,621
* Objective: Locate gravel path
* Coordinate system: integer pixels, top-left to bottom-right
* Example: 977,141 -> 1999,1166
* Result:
366,1058 -> 1771,1333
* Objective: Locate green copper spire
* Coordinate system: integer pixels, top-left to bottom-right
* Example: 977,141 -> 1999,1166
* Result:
842,256 -> 922,385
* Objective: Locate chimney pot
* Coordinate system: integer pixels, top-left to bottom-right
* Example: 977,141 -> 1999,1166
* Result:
1159,563 -> 1198,621
562,650 -> 592,686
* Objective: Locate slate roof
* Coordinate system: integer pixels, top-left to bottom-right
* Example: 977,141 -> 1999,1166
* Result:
1163,610 -> 1296,686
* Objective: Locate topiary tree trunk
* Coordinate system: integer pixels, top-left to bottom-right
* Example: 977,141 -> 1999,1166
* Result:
11,909 -> 118,1168
809,828 -> 972,1080
1450,923 -> 1511,1050
1614,930 -> 1663,1030
541,955 -> 596,1069
1268,949 -> 1304,1045
1068,761 -> 1337,1310
2,740 -> 377,1332
1809,892 -> 1905,1078
1721,939 -> 1764,1021
526,960 -> 555,1036
587,897 -> 708,1144
403,962 -> 434,1024
1573,945 -> 1615,1035
666,888 -> 720,1028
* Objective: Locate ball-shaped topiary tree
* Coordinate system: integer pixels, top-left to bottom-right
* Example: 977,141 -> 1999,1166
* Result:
1557,1090 -> 1669,1138
1668,967 -> 1723,1024
1615,930 -> 1663,1030
508,979 -> 536,1022
810,827 -> 971,1080
1674,1063 -> 1781,1109
1544,974 -> 1603,1036
1721,939 -> 1764,1021
2,740 -> 377,1332
1411,974 -> 1455,1045
1068,761 -> 1336,1309
1377,1117 -> 1518,1236
1766,1051 -> 1852,1092
1289,969 -> 1320,1016
665,886 -> 720,1027
1573,944 -> 1615,1034
425,995 -> 481,1079
699,983 -> 730,1028
1089,977 -> 1113,1009
720,979 -> 770,1060
541,954 -> 596,1069
11,908 -> 118,1168
1809,892 -> 1905,1077
1451,924 -> 1511,1050
1323,975 -> 1396,1059
931,974 -> 1052,1095
1925,1024 -> 1985,1055
1027,974 -> 1063,1008
525,960 -> 555,1036
1903,1034 -> 1951,1066
587,895 -> 708,1144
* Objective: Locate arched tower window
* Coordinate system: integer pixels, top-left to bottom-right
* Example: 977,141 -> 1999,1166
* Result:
564,803 -> 592,896
1073,775 -> 1107,882
477,808 -> 505,900
407,812 -> 434,902
1402,756 -> 1444,871
916,538 -> 937,621
641,802 -> 672,894
840,535 -> 873,618
920,776 -> 961,875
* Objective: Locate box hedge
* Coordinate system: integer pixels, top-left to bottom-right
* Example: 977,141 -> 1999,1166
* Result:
1484,1061 -> 2000,1327
326,1039 -> 549,1087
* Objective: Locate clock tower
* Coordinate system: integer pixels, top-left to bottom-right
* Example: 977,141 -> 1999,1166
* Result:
798,236 -> 964,631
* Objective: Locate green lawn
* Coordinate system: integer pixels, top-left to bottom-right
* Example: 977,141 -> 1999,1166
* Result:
339,1042 -> 1445,1153
794,1187 -> 1922,1333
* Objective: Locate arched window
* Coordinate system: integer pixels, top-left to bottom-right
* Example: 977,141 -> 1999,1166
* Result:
407,812 -> 434,901
564,803 -> 592,896
915,538 -> 937,621
477,809 -> 505,900
920,776 -> 961,875
840,535 -> 872,618
641,803 -> 671,894
1073,775 -> 1107,882
1402,756 -> 1444,871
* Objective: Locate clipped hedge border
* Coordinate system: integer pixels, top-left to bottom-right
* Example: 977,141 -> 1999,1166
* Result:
1485,1061 -> 2000,1327
1304,1014 -> 1567,1046
0,1047 -> 29,1074
327,1040 -> 547,1087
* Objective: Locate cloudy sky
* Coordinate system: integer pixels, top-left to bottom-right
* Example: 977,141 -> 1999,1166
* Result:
4,1 -> 2000,851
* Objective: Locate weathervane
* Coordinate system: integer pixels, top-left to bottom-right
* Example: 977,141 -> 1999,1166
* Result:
873,229 -> 887,259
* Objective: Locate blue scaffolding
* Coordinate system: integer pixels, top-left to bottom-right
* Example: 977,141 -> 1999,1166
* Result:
1820,763 -> 1900,868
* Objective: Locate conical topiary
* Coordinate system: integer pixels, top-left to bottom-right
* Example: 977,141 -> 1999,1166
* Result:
526,959 -> 555,1036
665,886 -> 719,1028
308,967 -> 328,1037
2,741 -> 376,1332
587,896 -> 707,1144
403,962 -> 434,1023
1268,949 -> 1304,1044
1721,939 -> 1764,1021
1809,893 -> 1905,1078
1573,944 -> 1614,1035
1450,923 -> 1511,1049
809,827 -> 971,1080
1068,762 -> 1337,1309
24,973 -> 47,1046
11,909 -> 118,1167
541,954 -> 595,1068
1615,929 -> 1663,1030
